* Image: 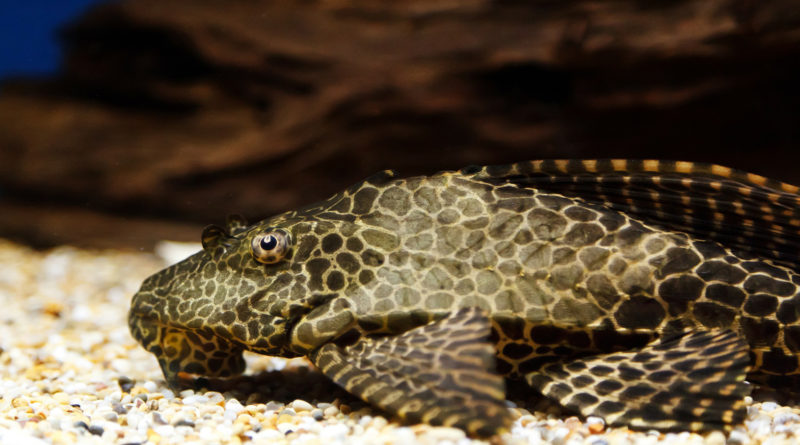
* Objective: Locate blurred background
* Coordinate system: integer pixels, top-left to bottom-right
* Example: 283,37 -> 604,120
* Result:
1,0 -> 799,250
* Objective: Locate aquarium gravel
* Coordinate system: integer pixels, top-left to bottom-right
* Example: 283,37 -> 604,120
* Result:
1,239 -> 799,444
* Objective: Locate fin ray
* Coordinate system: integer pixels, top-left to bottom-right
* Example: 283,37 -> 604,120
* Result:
468,159 -> 800,269
525,330 -> 750,432
310,307 -> 511,436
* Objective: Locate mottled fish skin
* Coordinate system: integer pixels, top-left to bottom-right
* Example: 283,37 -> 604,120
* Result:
128,160 -> 800,435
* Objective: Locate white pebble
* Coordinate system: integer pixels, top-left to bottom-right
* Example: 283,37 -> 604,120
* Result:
265,401 -> 283,411
705,431 -> 725,445
0,430 -> 48,445
773,412 -> 800,425
761,402 -> 779,412
549,427 -> 570,445
727,429 -> 748,445
181,395 -> 208,405
225,399 -> 244,414
586,416 -> 605,426
291,399 -> 313,411
276,422 -> 295,434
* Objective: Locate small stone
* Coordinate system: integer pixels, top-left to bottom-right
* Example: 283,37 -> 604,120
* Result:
727,429 -> 748,445
426,427 -> 465,441
773,411 -> 800,425
550,427 -> 570,445
276,422 -> 295,435
151,412 -> 168,425
174,419 -> 195,428
323,406 -> 339,417
587,416 -> 605,434
226,399 -> 244,414
265,401 -> 283,411
311,409 -> 324,421
88,425 -> 104,436
291,399 -> 313,411
181,395 -> 206,405
235,413 -> 253,426
705,430 -> 725,445
760,401 -> 779,412
118,376 -> 134,392
112,402 -> 127,415
134,393 -> 148,403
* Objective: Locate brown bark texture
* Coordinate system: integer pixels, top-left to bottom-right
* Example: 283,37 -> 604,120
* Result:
1,0 -> 799,248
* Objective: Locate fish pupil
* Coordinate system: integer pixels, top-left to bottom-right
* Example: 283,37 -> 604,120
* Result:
260,235 -> 278,250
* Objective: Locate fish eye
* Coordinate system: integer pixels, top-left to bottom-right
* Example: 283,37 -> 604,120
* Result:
250,228 -> 292,264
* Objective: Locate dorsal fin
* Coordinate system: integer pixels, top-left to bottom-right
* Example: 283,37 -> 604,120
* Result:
467,159 -> 800,270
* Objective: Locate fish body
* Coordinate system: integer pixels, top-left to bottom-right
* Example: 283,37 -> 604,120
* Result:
129,160 -> 800,435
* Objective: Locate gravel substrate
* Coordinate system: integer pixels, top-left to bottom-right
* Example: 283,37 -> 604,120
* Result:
1,239 -> 800,444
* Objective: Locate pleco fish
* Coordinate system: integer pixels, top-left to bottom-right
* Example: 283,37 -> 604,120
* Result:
129,159 -> 800,436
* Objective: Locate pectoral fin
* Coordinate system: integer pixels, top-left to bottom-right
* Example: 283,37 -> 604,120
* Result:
309,307 -> 511,436
526,329 -> 750,431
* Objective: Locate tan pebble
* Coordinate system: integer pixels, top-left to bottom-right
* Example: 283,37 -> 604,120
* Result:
339,405 -> 351,415
24,365 -> 47,379
231,423 -> 247,436
11,398 -> 28,408
147,428 -> 161,444
262,414 -> 277,428
41,299 -> 64,316
50,430 -> 78,445
277,414 -> 295,424
235,413 -> 253,425
324,406 -> 339,417
588,421 -> 605,434
246,405 -> 264,416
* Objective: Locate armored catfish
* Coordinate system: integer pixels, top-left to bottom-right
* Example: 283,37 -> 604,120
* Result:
129,159 -> 800,436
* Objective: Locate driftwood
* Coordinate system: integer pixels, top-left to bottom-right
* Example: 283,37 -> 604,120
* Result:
1,0 -> 798,248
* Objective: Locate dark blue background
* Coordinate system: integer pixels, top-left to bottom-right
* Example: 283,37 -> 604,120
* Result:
0,1 -> 109,79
